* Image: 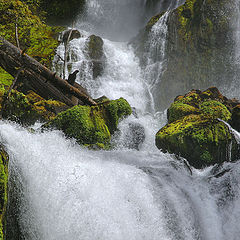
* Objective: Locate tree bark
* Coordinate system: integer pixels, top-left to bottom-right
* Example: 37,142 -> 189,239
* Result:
0,37 -> 97,106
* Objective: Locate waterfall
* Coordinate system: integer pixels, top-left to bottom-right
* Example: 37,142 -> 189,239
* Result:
1,0 -> 240,239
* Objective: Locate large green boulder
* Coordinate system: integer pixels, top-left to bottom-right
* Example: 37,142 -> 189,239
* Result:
156,88 -> 240,168
45,98 -> 132,148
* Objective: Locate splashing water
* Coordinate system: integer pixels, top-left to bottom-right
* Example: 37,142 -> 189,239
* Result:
1,122 -> 240,239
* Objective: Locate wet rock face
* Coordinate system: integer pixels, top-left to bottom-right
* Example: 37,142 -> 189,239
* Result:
133,0 -> 238,111
86,35 -> 106,79
155,87 -> 240,169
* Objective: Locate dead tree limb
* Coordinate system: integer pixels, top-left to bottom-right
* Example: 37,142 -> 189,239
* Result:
0,37 -> 97,106
15,18 -> 20,49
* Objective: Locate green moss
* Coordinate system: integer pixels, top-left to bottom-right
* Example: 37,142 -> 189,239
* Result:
105,98 -> 132,133
168,101 -> 200,123
46,105 -> 111,147
200,100 -> 231,121
155,88 -> 237,168
45,98 -> 132,148
156,114 -> 233,168
0,68 -> 13,89
1,90 -> 67,125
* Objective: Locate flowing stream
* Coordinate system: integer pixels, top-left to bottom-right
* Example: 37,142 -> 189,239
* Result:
1,0 -> 240,239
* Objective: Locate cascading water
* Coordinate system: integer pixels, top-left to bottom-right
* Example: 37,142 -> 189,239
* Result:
1,0 -> 240,239
141,12 -> 169,113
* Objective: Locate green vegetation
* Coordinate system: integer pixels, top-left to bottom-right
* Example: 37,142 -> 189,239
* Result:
0,0 -> 64,67
0,146 -> 9,239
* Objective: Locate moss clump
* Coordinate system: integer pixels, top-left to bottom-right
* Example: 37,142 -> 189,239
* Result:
156,88 -> 238,169
45,98 -> 132,148
0,68 -> 13,90
1,90 -> 67,125
0,146 -> 9,239
105,98 -> 132,133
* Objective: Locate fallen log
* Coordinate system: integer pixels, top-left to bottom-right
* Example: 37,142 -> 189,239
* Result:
0,37 -> 97,106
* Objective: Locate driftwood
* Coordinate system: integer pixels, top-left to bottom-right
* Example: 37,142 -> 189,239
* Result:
0,37 -> 97,106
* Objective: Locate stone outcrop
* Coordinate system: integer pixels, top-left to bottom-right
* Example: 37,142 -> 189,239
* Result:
155,87 -> 240,168
133,0 -> 239,111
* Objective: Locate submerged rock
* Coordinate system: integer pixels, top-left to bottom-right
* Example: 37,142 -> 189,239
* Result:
155,88 -> 240,169
86,35 -> 106,79
124,122 -> 145,150
45,98 -> 132,149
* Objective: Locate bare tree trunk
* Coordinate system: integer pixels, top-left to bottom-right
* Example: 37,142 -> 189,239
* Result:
0,37 -> 97,106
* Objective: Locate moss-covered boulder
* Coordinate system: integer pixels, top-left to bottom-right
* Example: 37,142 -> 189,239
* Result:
0,145 -> 9,239
45,98 -> 132,148
86,35 -> 106,79
156,88 -> 240,168
1,90 -> 68,126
